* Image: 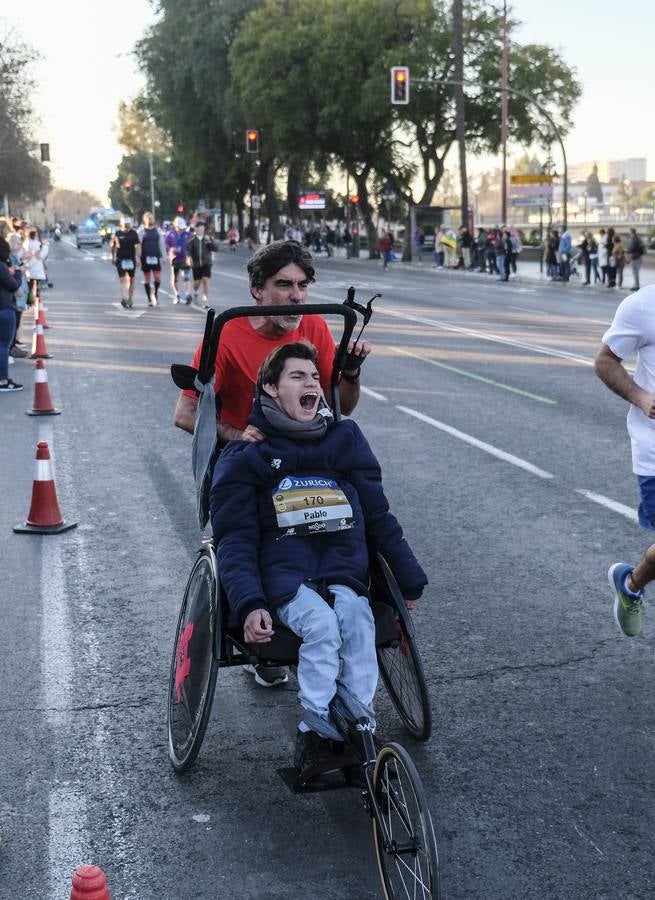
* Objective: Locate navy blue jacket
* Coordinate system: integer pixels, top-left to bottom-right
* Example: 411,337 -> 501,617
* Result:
0,260 -> 21,312
210,405 -> 427,626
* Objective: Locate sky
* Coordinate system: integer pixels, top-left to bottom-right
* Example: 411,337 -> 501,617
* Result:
2,0 -> 655,202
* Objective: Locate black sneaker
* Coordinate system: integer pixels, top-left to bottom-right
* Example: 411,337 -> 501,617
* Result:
242,664 -> 288,687
0,379 -> 24,392
9,346 -> 28,358
120,299 -> 128,308
294,730 -> 345,787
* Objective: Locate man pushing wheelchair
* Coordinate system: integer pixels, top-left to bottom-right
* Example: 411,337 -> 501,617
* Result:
210,341 -> 427,787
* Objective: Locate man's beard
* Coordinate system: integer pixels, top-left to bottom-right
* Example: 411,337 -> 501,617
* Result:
273,313 -> 302,333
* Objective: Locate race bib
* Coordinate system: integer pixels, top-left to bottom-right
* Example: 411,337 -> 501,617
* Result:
120,259 -> 135,271
272,475 -> 353,537
146,256 -> 159,265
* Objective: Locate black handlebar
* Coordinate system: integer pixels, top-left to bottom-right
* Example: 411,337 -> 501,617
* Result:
203,303 -> 358,421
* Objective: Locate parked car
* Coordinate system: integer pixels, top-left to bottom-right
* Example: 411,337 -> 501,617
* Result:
76,225 -> 103,249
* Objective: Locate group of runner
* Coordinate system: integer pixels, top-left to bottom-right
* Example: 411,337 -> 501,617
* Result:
110,214 -> 216,309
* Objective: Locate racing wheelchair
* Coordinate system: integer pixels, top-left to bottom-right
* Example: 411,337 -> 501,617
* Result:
168,298 -> 440,899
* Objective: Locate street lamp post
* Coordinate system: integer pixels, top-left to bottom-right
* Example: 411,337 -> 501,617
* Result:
148,151 -> 156,217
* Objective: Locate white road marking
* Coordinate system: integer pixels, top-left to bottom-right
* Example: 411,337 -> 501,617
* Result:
380,307 -> 595,365
396,405 -> 554,479
575,489 -> 638,523
360,385 -> 388,402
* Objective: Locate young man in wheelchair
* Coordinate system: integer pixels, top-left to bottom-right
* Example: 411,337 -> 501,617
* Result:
210,342 -> 427,786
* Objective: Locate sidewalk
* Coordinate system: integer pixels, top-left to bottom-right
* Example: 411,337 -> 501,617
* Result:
368,253 -> 655,291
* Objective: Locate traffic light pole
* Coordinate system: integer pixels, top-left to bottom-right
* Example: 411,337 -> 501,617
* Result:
452,0 -> 468,230
412,77 -> 568,231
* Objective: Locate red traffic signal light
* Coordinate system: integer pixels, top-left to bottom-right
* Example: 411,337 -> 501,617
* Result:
391,66 -> 410,104
350,194 -> 360,205
123,179 -> 133,192
245,129 -> 259,153
177,204 -> 184,213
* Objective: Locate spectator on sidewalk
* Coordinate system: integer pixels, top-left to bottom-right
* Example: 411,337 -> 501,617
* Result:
499,228 -> 513,282
612,234 -> 626,289
343,226 -> 352,259
587,232 -> 601,284
604,228 -> 616,287
545,230 -> 559,281
8,231 -> 28,353
434,226 -> 446,268
379,231 -> 394,270
459,227 -> 473,269
627,228 -> 646,291
509,227 -> 522,274
494,229 -> 506,280
558,227 -> 573,282
598,228 -> 609,284
475,228 -> 487,272
485,230 -> 497,274
0,235 -> 24,393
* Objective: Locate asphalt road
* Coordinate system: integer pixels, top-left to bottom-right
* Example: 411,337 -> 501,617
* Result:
1,239 -> 653,899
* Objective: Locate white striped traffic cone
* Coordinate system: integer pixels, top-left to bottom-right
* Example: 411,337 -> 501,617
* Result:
13,441 -> 77,534
30,323 -> 51,359
26,359 -> 61,416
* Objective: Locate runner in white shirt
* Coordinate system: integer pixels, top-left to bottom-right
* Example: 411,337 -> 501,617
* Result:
595,285 -> 655,636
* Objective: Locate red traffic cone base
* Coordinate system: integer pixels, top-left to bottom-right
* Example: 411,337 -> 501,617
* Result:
27,359 -> 61,416
14,441 -> 77,534
70,865 -> 111,900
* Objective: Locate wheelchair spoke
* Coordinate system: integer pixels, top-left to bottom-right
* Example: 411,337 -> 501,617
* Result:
373,744 -> 439,899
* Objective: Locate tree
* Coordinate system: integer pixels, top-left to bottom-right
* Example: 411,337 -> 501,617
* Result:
136,0 -> 262,234
0,26 -> 51,205
386,1 -> 582,254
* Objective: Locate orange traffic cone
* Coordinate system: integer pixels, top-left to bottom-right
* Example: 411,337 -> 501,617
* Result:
30,323 -> 51,359
36,297 -> 50,329
70,865 -> 111,899
26,359 -> 61,416
13,441 -> 77,534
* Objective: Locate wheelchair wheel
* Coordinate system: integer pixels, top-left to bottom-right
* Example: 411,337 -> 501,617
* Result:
167,546 -> 219,773
372,742 -> 440,900
373,555 -> 432,741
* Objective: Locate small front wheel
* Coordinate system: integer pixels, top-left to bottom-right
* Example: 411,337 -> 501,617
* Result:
167,547 -> 219,772
372,742 -> 440,900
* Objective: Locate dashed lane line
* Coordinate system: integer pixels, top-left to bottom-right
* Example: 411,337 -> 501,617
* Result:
574,489 -> 638,523
360,394 -> 638,525
379,307 -> 596,366
360,385 -> 388,402
396,405 -> 555,479
391,345 -> 556,405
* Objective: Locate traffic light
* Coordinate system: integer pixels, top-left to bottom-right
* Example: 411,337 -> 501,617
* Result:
390,66 -> 410,104
245,129 -> 259,153
177,204 -> 184,213
350,194 -> 360,205
40,143 -> 50,162
123,179 -> 133,192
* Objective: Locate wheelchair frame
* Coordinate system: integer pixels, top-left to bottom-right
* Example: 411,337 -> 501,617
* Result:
167,297 -> 440,899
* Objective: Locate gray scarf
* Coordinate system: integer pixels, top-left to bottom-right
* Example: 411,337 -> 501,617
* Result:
259,393 -> 333,440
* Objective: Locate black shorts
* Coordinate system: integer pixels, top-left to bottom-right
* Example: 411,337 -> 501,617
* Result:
192,265 -> 212,280
173,264 -> 190,278
141,257 -> 161,274
116,260 -> 136,279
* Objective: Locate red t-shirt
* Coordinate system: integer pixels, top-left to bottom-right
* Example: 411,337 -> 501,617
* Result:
181,315 -> 337,431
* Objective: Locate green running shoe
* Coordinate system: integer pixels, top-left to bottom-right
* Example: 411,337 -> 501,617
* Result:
608,563 -> 644,637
